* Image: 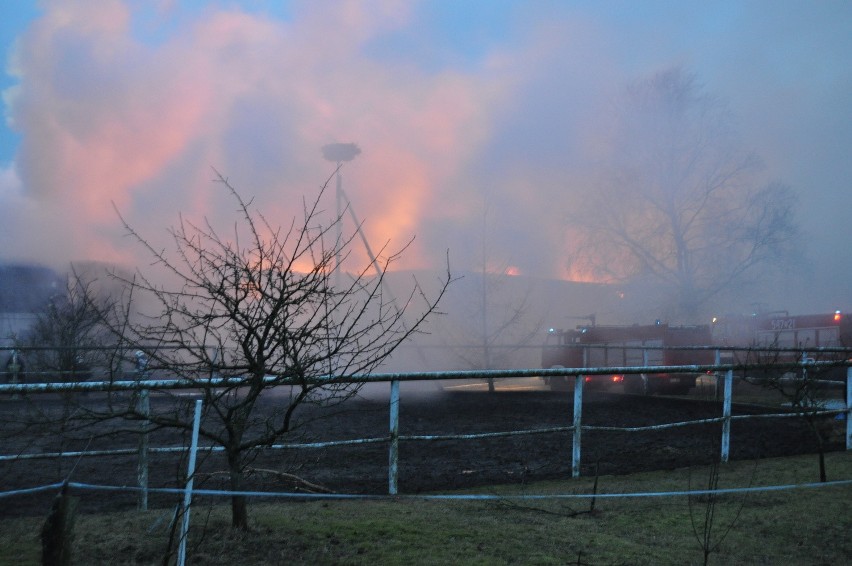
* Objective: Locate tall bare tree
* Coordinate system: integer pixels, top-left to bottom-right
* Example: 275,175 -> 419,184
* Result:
568,67 -> 798,320
444,202 -> 542,391
107,170 -> 450,529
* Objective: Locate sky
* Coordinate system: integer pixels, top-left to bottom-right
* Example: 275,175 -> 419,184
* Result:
0,0 -> 850,316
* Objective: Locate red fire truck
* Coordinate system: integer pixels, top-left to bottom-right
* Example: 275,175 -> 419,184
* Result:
711,310 -> 852,380
542,322 -> 714,395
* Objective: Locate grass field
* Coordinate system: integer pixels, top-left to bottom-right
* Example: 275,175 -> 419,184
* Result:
1,451 -> 850,565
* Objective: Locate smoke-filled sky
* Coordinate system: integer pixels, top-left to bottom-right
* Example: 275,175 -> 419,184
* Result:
1,1 -> 850,313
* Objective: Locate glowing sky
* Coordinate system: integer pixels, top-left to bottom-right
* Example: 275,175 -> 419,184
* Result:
0,1 -> 850,311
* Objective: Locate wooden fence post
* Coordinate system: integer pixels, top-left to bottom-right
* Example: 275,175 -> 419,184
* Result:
136,389 -> 150,511
134,352 -> 151,511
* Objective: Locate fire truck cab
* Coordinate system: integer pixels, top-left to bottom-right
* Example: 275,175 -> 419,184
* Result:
542,323 -> 713,395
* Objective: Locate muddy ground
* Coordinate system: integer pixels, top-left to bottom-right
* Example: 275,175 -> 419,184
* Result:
0,379 -> 845,519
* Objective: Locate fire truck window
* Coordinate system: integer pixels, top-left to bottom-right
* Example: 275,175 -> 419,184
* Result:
758,331 -> 791,347
796,330 -> 816,347
588,347 -> 606,367
776,331 -> 796,348
818,327 -> 840,346
625,347 -> 643,366
645,339 -> 664,365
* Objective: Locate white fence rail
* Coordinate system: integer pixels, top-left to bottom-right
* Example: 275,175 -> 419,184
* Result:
1,360 -> 850,501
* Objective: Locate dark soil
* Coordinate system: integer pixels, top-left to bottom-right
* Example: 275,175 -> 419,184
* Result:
0,383 -> 844,519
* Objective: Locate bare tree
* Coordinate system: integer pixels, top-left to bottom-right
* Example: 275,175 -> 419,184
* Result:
568,67 -> 798,320
688,457 -> 754,566
443,202 -> 542,391
23,271 -> 114,384
740,351 -> 844,483
8,271 -> 121,487
105,170 -> 450,529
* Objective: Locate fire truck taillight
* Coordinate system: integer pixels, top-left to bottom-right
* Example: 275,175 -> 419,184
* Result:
834,310 -> 841,322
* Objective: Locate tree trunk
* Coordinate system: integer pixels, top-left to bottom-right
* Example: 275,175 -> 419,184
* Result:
42,483 -> 76,566
804,414 -> 828,483
227,450 -> 249,530
812,420 -> 827,483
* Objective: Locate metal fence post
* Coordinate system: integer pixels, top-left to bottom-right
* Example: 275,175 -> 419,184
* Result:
572,374 -> 583,478
714,349 -> 721,400
388,379 -> 400,495
721,369 -> 733,462
846,367 -> 851,451
177,399 -> 203,566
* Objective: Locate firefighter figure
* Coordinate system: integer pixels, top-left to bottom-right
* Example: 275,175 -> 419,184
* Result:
134,350 -> 150,380
4,350 -> 24,384
132,350 -> 151,420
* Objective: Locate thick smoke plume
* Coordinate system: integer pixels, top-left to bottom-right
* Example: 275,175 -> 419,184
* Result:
1,1 -> 849,319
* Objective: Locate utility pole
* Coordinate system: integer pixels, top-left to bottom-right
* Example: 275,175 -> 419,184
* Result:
321,143 -> 361,286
